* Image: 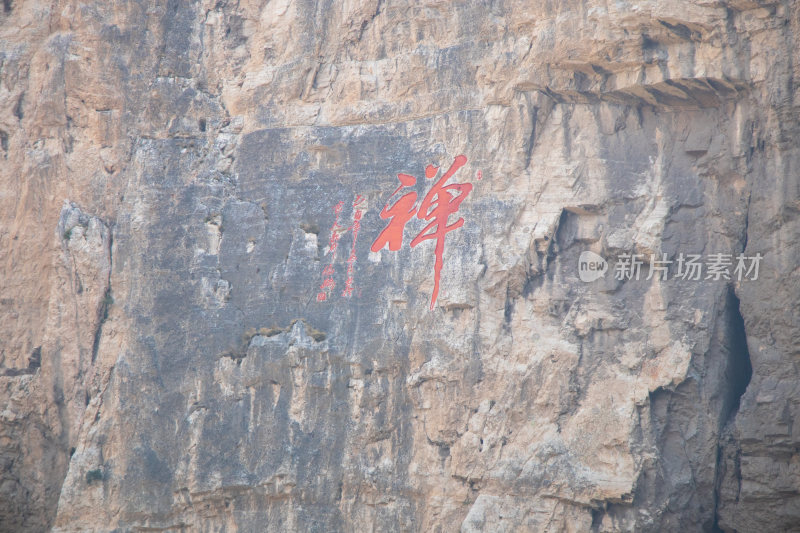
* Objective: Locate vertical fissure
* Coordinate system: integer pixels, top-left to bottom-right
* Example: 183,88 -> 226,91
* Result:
722,288 -> 752,423
712,287 -> 753,531
90,229 -> 113,364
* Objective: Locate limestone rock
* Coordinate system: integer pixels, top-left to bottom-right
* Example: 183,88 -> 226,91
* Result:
1,1 -> 798,531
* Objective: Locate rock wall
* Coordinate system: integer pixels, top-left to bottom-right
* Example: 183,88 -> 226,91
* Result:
1,1 -> 798,531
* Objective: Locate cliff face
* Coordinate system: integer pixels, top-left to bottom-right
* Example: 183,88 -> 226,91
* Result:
1,1 -> 798,531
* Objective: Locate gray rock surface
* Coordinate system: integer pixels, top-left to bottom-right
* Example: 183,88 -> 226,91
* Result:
0,0 -> 798,531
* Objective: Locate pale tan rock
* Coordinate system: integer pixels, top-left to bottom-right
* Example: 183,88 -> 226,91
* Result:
1,0 -> 798,531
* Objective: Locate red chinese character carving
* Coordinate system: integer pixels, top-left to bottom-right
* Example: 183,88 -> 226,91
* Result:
370,173 -> 418,252
342,196 -> 365,298
342,276 -> 355,297
317,196 -> 366,302
317,201 -> 346,302
371,155 -> 472,310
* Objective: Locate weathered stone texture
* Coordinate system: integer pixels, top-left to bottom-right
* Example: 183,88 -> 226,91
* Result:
1,0 -> 798,531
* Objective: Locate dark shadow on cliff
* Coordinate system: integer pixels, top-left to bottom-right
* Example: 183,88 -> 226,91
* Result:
720,288 -> 752,423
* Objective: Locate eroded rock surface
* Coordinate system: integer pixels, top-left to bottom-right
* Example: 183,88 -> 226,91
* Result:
1,1 -> 798,531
